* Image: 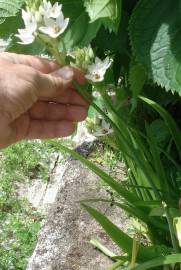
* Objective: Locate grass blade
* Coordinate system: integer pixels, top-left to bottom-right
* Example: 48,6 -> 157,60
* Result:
57,143 -> 138,203
131,254 -> 181,270
81,203 -> 168,261
90,239 -> 117,259
140,96 -> 181,159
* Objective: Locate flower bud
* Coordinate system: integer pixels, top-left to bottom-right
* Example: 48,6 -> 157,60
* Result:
26,0 -> 42,12
71,46 -> 95,72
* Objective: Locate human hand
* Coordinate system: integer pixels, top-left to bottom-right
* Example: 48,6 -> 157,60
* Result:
0,52 -> 88,148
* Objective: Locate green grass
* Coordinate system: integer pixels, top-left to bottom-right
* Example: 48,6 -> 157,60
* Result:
0,139 -> 71,270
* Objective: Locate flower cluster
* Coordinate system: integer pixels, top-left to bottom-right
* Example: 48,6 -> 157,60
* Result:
70,48 -> 112,83
87,117 -> 113,137
16,0 -> 69,45
16,1 -> 112,84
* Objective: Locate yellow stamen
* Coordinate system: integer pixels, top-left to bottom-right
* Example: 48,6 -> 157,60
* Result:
53,25 -> 61,33
94,73 -> 100,80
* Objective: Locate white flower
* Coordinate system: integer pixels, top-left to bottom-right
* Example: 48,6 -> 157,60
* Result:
39,1 -> 62,18
15,10 -> 37,44
15,29 -> 35,45
39,13 -> 69,38
85,57 -> 112,83
93,120 -> 113,137
22,9 -> 37,32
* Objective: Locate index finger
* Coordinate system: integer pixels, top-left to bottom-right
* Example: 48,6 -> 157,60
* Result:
0,52 -> 60,74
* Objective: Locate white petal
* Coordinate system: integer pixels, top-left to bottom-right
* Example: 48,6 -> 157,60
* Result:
39,26 -> 52,35
59,17 -> 69,34
39,26 -> 60,38
85,74 -> 94,81
56,12 -> 64,26
15,32 -> 35,44
50,3 -> 62,18
102,120 -> 108,129
22,9 -> 31,23
44,16 -> 55,27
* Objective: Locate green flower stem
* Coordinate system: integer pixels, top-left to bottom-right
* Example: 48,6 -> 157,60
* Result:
72,81 -> 136,160
163,202 -> 180,253
37,36 -> 66,65
99,86 -> 162,201
74,83 -> 161,202
90,239 -> 117,259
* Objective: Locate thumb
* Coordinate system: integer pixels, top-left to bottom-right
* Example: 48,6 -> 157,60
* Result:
37,66 -> 74,98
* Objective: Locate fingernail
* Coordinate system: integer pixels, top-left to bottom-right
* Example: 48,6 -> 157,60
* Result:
55,66 -> 73,80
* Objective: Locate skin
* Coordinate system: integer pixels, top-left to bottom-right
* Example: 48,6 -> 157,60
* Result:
0,52 -> 88,149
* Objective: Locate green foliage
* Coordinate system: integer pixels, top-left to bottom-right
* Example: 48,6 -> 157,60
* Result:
84,0 -> 121,32
0,0 -> 25,24
2,0 -> 181,269
129,64 -> 146,98
132,254 -> 181,270
130,0 -> 181,95
1,141 -> 52,181
0,139 -> 68,269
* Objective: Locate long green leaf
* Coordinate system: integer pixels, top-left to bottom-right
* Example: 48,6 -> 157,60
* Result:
82,203 -> 169,261
80,198 -> 168,231
106,259 -> 126,270
131,254 -> 181,270
57,143 -> 138,203
82,203 -> 135,257
140,96 -> 181,159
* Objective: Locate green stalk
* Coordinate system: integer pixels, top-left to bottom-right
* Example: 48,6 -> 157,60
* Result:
99,87 -> 162,201
163,202 -> 180,253
73,81 -> 134,159
90,239 -> 117,260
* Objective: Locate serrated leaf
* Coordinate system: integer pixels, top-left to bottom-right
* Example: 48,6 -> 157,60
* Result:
84,0 -> 121,32
0,0 -> 25,20
130,0 -> 181,95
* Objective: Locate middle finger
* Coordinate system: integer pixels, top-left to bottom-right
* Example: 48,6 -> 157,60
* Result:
29,101 -> 88,122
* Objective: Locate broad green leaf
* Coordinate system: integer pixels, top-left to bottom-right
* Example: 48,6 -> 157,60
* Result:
131,254 -> 181,270
130,0 -> 181,95
79,20 -> 101,47
0,0 -> 25,20
129,64 -> 146,98
93,11 -> 129,53
7,40 -> 45,55
0,12 -> 24,52
0,15 -> 22,39
58,0 -> 90,49
0,0 -> 25,45
62,12 -> 89,49
84,0 -> 121,32
149,119 -> 170,145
